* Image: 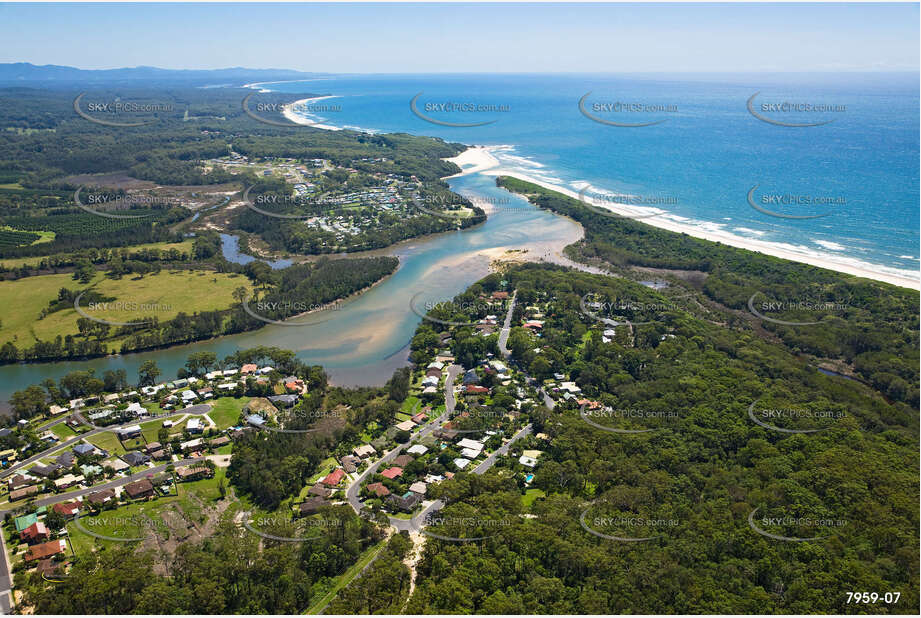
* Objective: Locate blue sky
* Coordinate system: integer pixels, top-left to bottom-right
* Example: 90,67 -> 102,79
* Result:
1,2 -> 918,73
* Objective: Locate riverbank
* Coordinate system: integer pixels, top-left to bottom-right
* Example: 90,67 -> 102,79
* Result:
446,146 -> 919,291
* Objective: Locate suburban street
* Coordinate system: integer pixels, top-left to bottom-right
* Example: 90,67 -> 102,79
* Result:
1,404 -> 211,481
497,290 -> 518,358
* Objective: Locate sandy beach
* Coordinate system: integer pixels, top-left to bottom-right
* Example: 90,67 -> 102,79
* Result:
445,146 -> 919,290
280,96 -> 342,130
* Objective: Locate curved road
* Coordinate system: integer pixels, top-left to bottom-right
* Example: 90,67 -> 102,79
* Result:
1,404 -> 211,481
346,361 -> 534,534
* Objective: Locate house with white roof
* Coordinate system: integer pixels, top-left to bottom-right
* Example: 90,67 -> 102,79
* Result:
407,444 -> 428,455
457,438 -> 484,452
453,457 -> 471,470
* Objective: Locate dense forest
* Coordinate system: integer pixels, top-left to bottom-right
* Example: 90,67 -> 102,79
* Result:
389,264 -> 917,613
496,176 -> 920,409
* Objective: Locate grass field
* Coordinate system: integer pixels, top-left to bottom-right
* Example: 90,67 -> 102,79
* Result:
65,468 -> 229,556
0,268 -> 252,349
522,488 -> 546,508
84,430 -> 127,456
49,423 -> 78,440
209,397 -> 249,429
0,239 -> 195,269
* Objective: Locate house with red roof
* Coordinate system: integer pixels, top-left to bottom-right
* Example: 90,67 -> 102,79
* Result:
321,468 -> 346,487
20,521 -> 49,544
466,385 -> 489,394
52,501 -> 83,519
366,482 -> 390,498
25,539 -> 67,562
380,467 -> 403,480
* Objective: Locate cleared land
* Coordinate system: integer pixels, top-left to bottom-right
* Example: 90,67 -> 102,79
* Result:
0,268 -> 252,349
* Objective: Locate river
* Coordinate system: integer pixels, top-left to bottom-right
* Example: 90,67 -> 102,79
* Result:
0,170 -> 582,413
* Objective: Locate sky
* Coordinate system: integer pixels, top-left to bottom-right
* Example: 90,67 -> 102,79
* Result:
0,2 -> 918,73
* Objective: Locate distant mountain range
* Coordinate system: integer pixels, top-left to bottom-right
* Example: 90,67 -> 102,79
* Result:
0,63 -> 322,86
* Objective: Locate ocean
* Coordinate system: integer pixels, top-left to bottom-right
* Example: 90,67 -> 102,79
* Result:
262,72 -> 920,284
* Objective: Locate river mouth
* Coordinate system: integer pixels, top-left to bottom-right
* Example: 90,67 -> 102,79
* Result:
0,171 -> 582,414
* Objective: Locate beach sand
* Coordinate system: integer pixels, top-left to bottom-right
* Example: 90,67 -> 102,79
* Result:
281,96 -> 342,130
445,146 -> 919,290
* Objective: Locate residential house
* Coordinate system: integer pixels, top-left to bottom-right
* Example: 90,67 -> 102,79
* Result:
320,468 -> 346,487
407,444 -> 428,456
25,539 -> 68,562
75,443 -> 105,458
51,501 -> 83,519
340,455 -> 360,474
122,451 -> 150,467
246,414 -> 266,428
380,467 -> 402,480
308,484 -> 332,498
86,488 -> 116,506
116,425 -> 142,440
395,420 -> 415,432
298,497 -> 329,516
409,481 -> 427,495
10,485 -> 41,501
268,394 -> 298,408
20,521 -> 49,544
179,438 -> 203,453
186,418 -> 203,434
177,465 -> 213,482
366,482 -> 390,498
124,479 -> 155,500
53,474 -> 83,490
388,491 -> 422,513
30,463 -> 62,478
453,458 -> 472,470
210,436 -> 231,448
393,454 -> 413,468
14,513 -> 38,532
353,444 -> 376,459
518,455 -> 538,468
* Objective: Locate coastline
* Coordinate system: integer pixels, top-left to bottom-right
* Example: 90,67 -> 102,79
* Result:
266,89 -> 918,290
281,96 -> 344,130
445,146 -> 920,291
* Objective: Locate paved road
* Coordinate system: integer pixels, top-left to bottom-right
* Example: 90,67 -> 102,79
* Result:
346,365 -> 462,518
0,455 -> 204,614
497,290 -> 518,359
0,457 -> 205,514
1,404 -> 210,481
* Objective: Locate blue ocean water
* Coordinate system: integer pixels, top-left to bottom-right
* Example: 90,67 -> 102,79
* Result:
260,73 -> 919,281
